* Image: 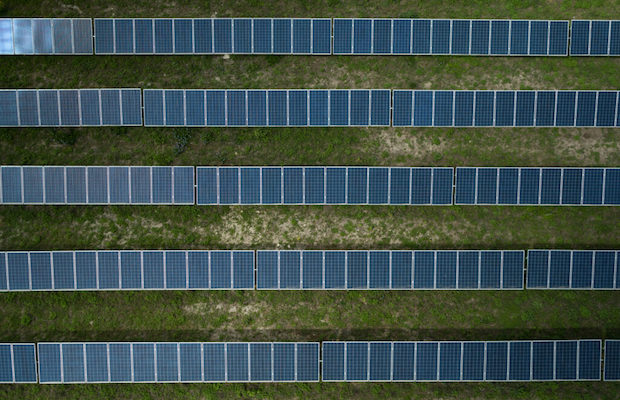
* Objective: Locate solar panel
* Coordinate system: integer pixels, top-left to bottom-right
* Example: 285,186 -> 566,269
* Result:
94,18 -> 330,54
392,90 -> 619,128
0,343 -> 37,383
333,19 -> 568,55
570,20 -> 620,56
322,340 -> 600,381
605,340 -> 620,380
0,250 -> 253,291
143,89 -> 390,127
455,167 -> 619,205
0,18 -> 92,55
196,167 -> 453,205
38,342 -> 318,383
0,89 -> 142,127
526,250 -> 618,289
0,166 -> 193,205
256,250 -> 523,289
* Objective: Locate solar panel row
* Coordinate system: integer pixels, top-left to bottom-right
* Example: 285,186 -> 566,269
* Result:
0,344 -> 37,383
0,166 -> 194,204
334,19 -> 569,56
455,167 -> 620,205
94,18 -> 331,54
256,250 -> 524,290
37,342 -> 320,383
196,167 -> 453,205
527,250 -> 619,289
0,18 -> 93,55
0,89 -> 142,127
2,89 -> 620,127
570,20 -> 620,56
0,250 -> 254,291
6,340 -> 620,383
143,89 -> 391,127
605,340 -> 620,380
322,340 -> 602,381
2,166 -> 619,206
392,90 -> 620,127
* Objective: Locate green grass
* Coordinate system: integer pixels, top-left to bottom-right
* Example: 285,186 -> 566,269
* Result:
1,0 -> 620,398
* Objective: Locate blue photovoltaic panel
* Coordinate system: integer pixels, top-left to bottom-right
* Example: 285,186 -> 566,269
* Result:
605,340 -> 620,380
95,19 -> 330,54
0,250 -> 252,291
38,342 -> 318,383
145,89 -> 387,127
256,250 -> 523,290
2,89 -> 142,127
455,167 -> 617,205
392,90 -> 617,128
330,19 -> 568,55
571,20 -> 620,56
323,340 -> 600,382
527,250 -> 618,289
0,344 -> 37,383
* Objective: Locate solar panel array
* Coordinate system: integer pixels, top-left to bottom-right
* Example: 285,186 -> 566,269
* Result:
605,340 -> 620,381
256,250 -> 524,290
0,89 -> 142,127
455,168 -> 620,205
2,166 -> 618,206
2,89 -> 620,127
570,20 -> 620,56
333,19 -> 569,56
0,344 -> 37,383
196,167 -> 453,205
0,166 -> 194,205
527,250 -> 619,290
94,18 -> 331,54
0,250 -> 254,291
322,340 -> 602,382
0,18 -> 93,55
143,89 -> 391,127
37,342 -> 320,383
392,90 -> 620,127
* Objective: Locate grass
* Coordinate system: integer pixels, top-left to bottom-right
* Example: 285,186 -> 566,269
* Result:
1,0 -> 620,398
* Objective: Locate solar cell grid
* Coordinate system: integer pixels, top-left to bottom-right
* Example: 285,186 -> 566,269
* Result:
570,20 -> 620,56
195,167 -> 452,205
527,250 -> 618,290
94,18 -> 330,54
256,250 -> 524,290
323,340 -> 601,382
455,167 -> 618,205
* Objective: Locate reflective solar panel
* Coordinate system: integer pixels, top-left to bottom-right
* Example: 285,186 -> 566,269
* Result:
0,250 -> 251,291
392,90 -> 618,127
0,343 -> 37,383
38,342 -> 318,383
1,18 -> 92,55
323,340 -> 600,382
95,18 -> 330,54
256,250 -> 523,290
1,166 -> 193,205
455,167 -> 618,205
196,167 -> 452,205
571,20 -> 620,56
144,89 -> 389,127
526,250 -> 618,289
